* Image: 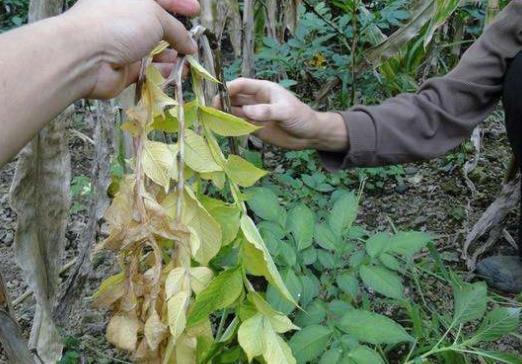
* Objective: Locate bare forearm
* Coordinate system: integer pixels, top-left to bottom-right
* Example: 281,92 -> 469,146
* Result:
0,15 -> 99,166
311,111 -> 349,153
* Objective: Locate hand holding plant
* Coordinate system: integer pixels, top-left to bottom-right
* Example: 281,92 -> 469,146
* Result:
218,78 -> 349,152
64,0 -> 200,99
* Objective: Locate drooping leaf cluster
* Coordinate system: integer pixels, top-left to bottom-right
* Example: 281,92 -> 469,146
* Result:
93,41 -> 298,363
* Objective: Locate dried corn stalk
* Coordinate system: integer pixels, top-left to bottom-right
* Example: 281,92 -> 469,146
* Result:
94,37 -> 297,363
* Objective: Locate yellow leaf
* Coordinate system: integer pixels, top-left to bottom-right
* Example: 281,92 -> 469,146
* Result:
168,290 -> 190,341
263,326 -> 296,364
241,215 -> 296,305
184,129 -> 222,173
174,334 -> 197,364
185,188 -> 223,264
186,56 -> 219,83
188,226 -> 202,259
144,309 -> 168,351
133,338 -> 161,362
144,65 -> 177,117
121,119 -> 143,137
143,140 -> 177,192
165,267 -> 190,300
92,273 -> 125,309
190,267 -> 214,294
151,41 -> 170,56
199,106 -> 261,137
186,318 -> 214,341
162,188 -> 222,265
238,313 -> 267,362
225,155 -> 267,188
200,171 -> 226,190
106,314 -> 140,352
248,292 -> 299,334
104,179 -> 134,228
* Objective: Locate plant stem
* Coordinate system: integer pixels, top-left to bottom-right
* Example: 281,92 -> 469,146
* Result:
173,57 -> 188,223
204,30 -> 240,155
351,1 -> 359,106
215,309 -> 228,339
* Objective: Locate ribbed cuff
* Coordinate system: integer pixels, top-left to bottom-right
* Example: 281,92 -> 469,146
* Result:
318,110 -> 377,171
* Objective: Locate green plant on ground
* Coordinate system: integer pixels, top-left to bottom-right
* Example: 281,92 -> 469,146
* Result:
246,186 -> 521,363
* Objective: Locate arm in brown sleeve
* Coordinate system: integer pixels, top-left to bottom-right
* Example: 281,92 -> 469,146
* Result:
320,0 -> 522,170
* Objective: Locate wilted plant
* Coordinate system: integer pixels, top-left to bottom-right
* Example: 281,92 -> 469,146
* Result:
92,34 -> 298,363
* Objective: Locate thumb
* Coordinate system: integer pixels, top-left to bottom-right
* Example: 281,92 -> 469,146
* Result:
242,104 -> 276,122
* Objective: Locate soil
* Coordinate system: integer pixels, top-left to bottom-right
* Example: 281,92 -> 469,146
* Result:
0,110 -> 520,362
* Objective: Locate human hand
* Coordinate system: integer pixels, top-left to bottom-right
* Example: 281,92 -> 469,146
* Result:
217,78 -> 349,152
64,0 -> 200,99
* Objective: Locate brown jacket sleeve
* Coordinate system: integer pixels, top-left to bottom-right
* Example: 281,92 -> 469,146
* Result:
320,0 -> 522,170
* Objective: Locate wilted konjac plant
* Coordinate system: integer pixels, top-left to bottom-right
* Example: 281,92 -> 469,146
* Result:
92,35 -> 298,363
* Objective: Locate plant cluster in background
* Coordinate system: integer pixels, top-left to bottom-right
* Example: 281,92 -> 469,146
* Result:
0,0 -> 29,30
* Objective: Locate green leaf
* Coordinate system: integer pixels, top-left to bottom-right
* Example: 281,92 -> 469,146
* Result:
201,196 -> 241,245
387,231 -> 432,258
360,1 -> 436,69
300,274 -> 320,307
365,233 -> 390,258
317,250 -> 337,269
315,223 -> 338,251
474,351 -> 522,364
328,300 -> 352,320
288,204 -> 315,251
225,155 -> 268,188
295,300 -> 327,327
279,241 -> 297,266
319,348 -> 343,364
328,191 -> 358,238
345,345 -> 385,364
258,221 -> 286,240
186,55 -> 219,83
359,265 -> 404,299
241,215 -> 296,305
200,105 -> 261,137
267,269 -> 302,315
452,281 -> 488,325
379,253 -> 402,272
187,268 -> 243,327
424,0 -> 461,47
301,247 -> 318,266
470,307 -> 521,343
289,325 -> 332,364
338,309 -> 413,345
151,101 -> 198,132
184,129 -> 222,173
336,273 -> 360,300
246,187 -> 286,224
